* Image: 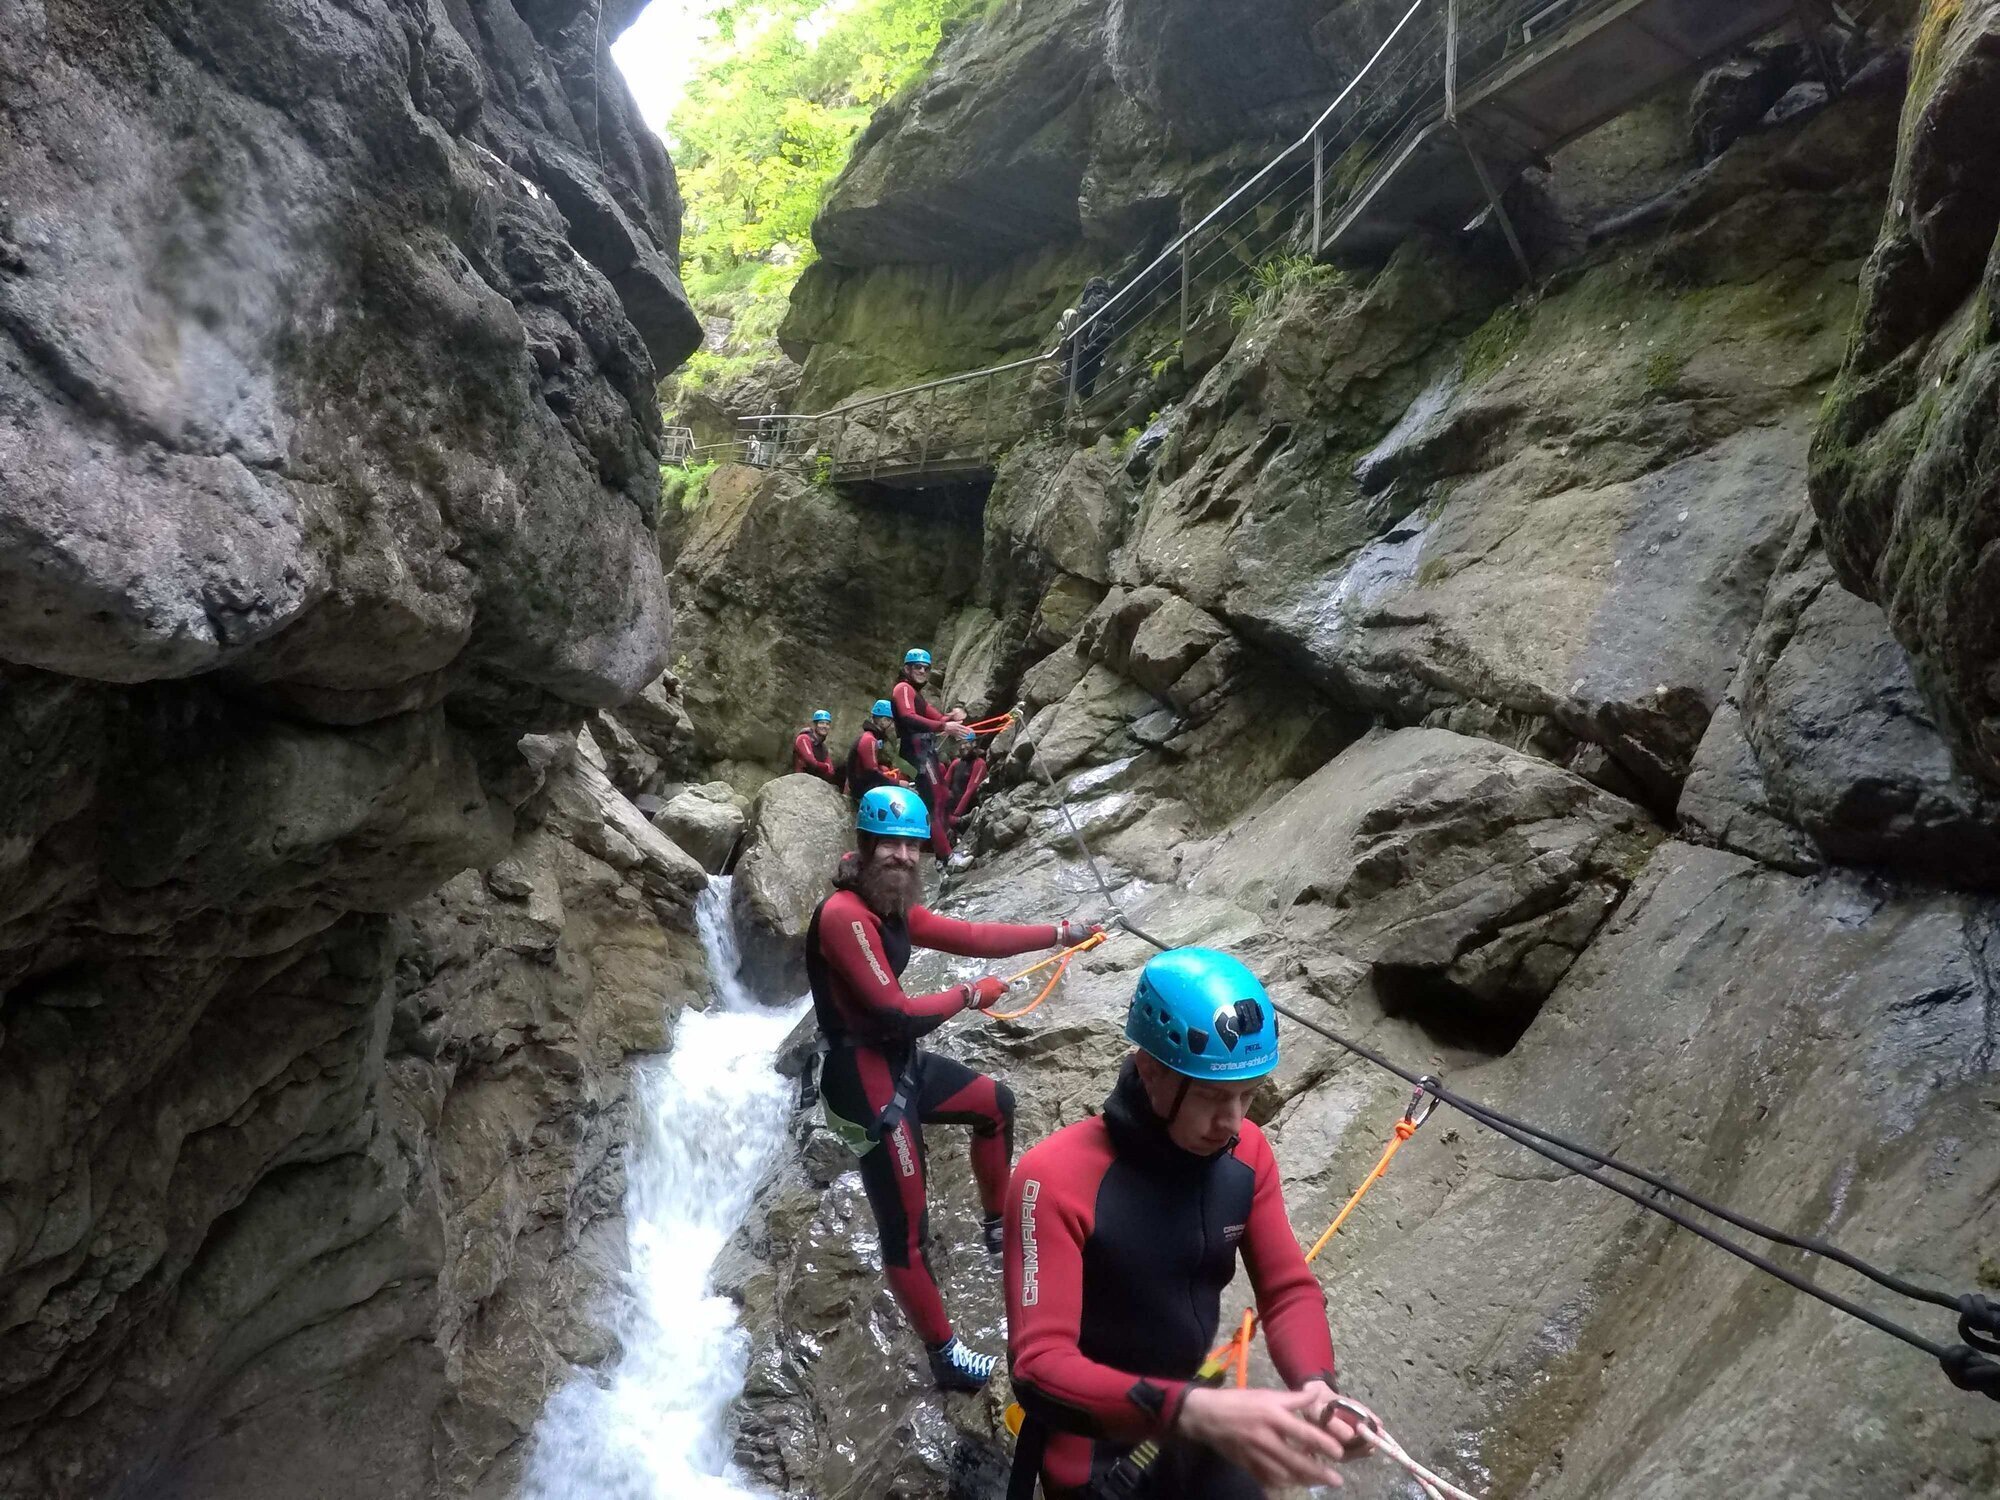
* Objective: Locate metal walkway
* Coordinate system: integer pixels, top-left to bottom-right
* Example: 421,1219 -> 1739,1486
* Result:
1328,0 -> 1800,259
730,0 -> 1827,489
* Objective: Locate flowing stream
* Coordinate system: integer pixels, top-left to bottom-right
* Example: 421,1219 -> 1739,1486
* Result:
519,877 -> 803,1500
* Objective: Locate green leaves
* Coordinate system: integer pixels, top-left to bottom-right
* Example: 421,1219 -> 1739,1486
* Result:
673,0 -> 980,286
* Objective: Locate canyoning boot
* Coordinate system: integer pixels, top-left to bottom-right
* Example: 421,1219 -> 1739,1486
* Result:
947,850 -> 976,874
982,1213 -> 1005,1267
928,1336 -> 998,1392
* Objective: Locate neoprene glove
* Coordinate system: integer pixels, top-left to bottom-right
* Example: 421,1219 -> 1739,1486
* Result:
967,977 -> 1010,1010
1056,919 -> 1107,947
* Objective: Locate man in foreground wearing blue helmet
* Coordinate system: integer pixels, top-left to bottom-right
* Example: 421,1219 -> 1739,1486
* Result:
1003,948 -> 1363,1498
845,699 -> 911,799
809,785 -> 1102,1392
793,709 -> 840,785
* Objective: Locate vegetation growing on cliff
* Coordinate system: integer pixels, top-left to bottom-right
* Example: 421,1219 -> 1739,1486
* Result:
665,0 -> 984,403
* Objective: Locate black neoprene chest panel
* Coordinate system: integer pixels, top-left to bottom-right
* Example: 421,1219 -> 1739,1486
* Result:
1077,1150 -> 1255,1380
879,916 -> 911,977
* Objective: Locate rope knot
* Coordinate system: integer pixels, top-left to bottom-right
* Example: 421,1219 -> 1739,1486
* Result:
1959,1293 -> 2000,1356
1940,1343 -> 2000,1401
1394,1119 -> 1417,1141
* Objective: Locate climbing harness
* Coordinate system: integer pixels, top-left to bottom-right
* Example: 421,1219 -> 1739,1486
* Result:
814,1046 -> 923,1156
987,931 -> 1108,1022
1012,707 -> 2000,1403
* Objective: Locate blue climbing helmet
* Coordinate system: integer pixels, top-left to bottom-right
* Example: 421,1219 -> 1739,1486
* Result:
856,785 -> 931,840
904,647 -> 932,666
811,709 -> 832,724
1125,947 -> 1279,1082
870,698 -> 895,719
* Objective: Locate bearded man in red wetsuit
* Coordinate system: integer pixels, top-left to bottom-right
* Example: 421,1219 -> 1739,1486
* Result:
808,785 -> 1101,1390
1004,948 -> 1364,1498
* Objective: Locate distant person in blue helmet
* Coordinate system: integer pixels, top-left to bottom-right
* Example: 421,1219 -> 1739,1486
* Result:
890,647 -> 970,819
845,699 -> 911,799
808,786 -> 1102,1392
1003,948 -> 1363,1499
793,709 -> 840,785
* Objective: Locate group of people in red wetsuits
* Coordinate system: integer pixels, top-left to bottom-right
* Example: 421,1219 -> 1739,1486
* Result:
802,778 -> 1370,1499
789,645 -> 991,869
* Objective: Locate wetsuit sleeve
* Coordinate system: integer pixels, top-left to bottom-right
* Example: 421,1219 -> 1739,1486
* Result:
856,733 -> 903,783
907,905 -> 1057,958
1238,1124 -> 1338,1390
793,733 -> 823,776
818,892 -> 971,1042
1007,1142 -> 1191,1442
891,680 -> 954,733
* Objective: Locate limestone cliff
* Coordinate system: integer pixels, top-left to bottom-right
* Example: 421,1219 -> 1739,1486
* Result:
0,1 -> 708,1494
1811,0 -> 2000,786
664,4 -> 2000,1497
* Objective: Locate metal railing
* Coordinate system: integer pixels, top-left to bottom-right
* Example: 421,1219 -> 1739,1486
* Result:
733,0 -> 1775,485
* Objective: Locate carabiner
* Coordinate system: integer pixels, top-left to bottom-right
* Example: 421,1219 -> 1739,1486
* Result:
1403,1076 -> 1440,1130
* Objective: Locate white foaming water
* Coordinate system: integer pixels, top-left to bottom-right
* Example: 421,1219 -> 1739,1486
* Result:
519,877 -> 803,1500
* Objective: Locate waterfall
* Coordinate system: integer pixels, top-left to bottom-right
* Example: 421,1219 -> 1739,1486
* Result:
519,877 -> 804,1500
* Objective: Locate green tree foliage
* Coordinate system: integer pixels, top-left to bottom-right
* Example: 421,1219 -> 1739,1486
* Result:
672,0 -> 981,300
659,0 -> 986,437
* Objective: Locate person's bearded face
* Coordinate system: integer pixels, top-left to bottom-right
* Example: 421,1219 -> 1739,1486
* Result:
860,837 -> 925,917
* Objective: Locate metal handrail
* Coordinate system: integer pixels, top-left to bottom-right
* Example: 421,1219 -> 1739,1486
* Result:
1057,0 -> 1430,353
733,0 -> 1748,481
749,353 -> 1053,424
743,0 -> 1431,438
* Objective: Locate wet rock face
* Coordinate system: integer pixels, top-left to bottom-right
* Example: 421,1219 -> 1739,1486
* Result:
731,775 -> 855,999
0,1 -> 700,1493
1810,0 -> 2000,787
1125,82 -> 1899,812
669,466 -> 985,786
1196,729 -> 1661,1036
1729,521 -> 2000,882
0,0 -> 697,713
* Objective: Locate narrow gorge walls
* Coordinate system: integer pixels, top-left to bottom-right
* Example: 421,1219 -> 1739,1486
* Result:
1,1 -> 705,1494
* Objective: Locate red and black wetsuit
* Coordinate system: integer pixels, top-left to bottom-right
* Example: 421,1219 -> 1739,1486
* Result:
793,729 -> 840,786
1004,1061 -> 1337,1500
891,677 -> 957,808
929,752 -> 990,861
946,752 -> 987,823
807,888 -> 1056,1347
845,729 -> 907,799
